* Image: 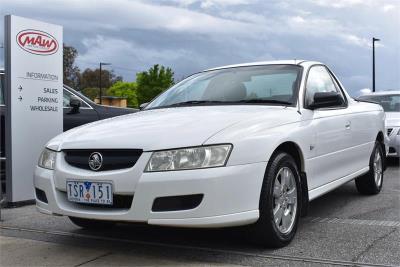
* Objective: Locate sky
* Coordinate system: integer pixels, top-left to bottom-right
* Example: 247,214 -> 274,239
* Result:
0,0 -> 399,96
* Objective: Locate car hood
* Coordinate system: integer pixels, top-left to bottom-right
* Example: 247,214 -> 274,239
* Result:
385,112 -> 400,127
47,105 -> 298,151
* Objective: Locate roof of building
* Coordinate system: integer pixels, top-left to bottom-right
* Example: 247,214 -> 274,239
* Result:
96,96 -> 127,100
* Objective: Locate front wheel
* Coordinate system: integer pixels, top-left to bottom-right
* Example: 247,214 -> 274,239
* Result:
248,152 -> 301,248
355,141 -> 384,195
69,217 -> 115,230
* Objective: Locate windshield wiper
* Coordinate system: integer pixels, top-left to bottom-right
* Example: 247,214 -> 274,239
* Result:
166,100 -> 226,107
236,99 -> 293,105
151,99 -> 293,110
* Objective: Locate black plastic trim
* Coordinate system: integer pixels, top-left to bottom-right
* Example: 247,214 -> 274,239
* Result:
152,194 -> 203,212
35,188 -> 48,204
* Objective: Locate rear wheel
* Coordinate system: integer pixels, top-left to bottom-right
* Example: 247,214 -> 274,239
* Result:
355,141 -> 384,195
248,152 -> 301,248
69,217 -> 115,229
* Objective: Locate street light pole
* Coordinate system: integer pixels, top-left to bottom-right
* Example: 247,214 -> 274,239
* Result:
99,62 -> 111,105
372,37 -> 380,92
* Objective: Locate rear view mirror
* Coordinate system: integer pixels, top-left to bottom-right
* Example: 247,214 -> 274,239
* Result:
309,92 -> 344,110
139,102 -> 149,110
69,95 -> 81,114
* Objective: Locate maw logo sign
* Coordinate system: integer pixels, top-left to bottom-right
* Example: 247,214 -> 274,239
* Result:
16,29 -> 58,55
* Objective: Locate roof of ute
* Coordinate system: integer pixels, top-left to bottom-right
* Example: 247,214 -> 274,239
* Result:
205,60 -> 321,71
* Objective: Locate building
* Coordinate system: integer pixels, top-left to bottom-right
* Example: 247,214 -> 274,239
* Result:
95,96 -> 128,108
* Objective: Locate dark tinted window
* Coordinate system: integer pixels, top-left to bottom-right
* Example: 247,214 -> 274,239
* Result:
0,74 -> 4,105
63,89 -> 90,108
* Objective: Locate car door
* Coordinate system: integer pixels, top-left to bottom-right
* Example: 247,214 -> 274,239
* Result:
304,65 -> 353,190
63,88 -> 99,131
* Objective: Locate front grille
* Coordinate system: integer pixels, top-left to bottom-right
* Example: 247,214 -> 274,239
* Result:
64,149 -> 142,171
387,128 -> 393,136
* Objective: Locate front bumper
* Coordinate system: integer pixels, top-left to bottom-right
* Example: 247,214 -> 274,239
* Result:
34,152 -> 266,228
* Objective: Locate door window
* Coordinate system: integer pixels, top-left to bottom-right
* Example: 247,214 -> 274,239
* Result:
0,74 -> 4,105
63,89 -> 90,108
305,66 -> 345,107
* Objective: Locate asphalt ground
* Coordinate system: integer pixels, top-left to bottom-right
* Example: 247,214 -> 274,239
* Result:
1,158 -> 399,267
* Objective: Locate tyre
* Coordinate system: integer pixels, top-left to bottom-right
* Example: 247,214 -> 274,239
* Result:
69,216 -> 115,229
248,152 -> 301,248
355,141 -> 384,195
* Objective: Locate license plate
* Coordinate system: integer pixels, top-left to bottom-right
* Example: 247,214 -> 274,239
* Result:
67,180 -> 113,205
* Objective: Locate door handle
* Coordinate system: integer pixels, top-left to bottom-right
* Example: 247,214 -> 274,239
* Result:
345,121 -> 351,130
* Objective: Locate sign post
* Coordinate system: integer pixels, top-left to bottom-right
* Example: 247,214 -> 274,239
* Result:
4,15 -> 63,203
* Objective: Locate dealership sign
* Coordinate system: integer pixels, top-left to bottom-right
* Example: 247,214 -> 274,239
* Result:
4,15 -> 63,202
16,30 -> 59,55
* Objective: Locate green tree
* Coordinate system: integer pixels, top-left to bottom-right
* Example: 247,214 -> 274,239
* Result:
63,44 -> 80,88
136,64 -> 174,104
81,87 -> 100,101
107,81 -> 138,108
79,68 -> 122,97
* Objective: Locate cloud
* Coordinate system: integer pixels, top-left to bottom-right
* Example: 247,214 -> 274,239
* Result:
77,35 -> 197,80
283,16 -> 372,48
383,4 -> 395,12
220,11 -> 267,24
342,34 -> 371,48
0,0 -> 379,47
79,35 -> 191,64
198,0 -> 250,9
162,0 -> 250,8
0,0 -> 399,95
358,88 -> 372,96
310,0 -> 369,8
1,0 -> 262,36
309,0 -> 400,13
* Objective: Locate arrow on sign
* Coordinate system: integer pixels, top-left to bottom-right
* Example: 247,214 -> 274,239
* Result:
18,85 -> 23,91
18,96 -> 22,101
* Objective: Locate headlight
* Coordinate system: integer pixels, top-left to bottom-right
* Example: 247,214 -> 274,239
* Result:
145,144 -> 232,172
38,148 -> 57,170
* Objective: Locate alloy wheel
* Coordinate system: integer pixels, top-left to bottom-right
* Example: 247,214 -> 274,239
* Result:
373,149 -> 383,187
272,167 -> 298,234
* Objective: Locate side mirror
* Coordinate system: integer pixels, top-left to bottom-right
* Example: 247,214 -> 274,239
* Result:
139,102 -> 149,110
69,95 -> 81,114
309,92 -> 344,110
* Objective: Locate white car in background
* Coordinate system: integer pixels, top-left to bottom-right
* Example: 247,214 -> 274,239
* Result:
358,91 -> 400,158
34,60 -> 386,248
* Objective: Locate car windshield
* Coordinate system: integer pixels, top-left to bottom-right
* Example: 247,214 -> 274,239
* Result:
358,94 -> 400,112
146,65 -> 302,109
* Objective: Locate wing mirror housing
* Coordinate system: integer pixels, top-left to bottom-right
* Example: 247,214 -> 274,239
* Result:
139,102 -> 149,110
309,92 -> 344,110
69,95 -> 82,114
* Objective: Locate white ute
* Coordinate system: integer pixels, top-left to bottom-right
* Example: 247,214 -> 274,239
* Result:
34,60 -> 387,247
